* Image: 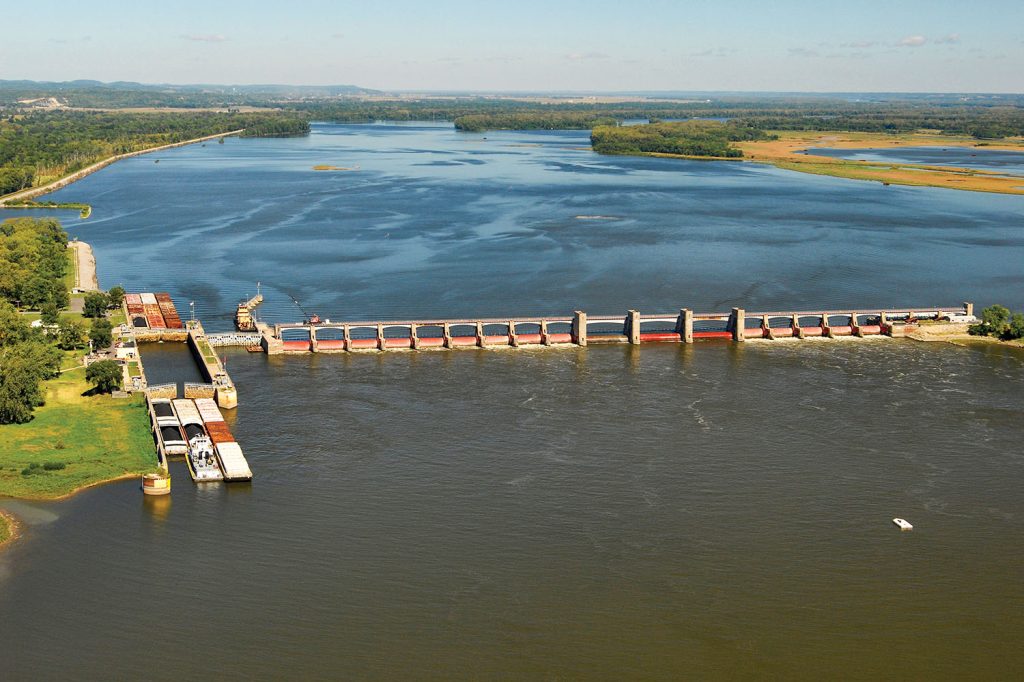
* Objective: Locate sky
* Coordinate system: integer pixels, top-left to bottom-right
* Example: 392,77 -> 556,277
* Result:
2,0 -> 1022,92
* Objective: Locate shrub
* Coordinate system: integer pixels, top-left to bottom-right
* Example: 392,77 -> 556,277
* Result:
43,461 -> 66,471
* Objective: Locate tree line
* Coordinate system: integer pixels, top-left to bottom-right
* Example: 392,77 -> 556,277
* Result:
0,110 -> 309,195
590,121 -> 775,158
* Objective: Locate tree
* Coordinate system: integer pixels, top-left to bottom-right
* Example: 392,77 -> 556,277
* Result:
107,285 -> 125,308
89,317 -> 113,348
0,365 -> 40,423
1003,313 -> 1024,341
48,279 -> 69,310
40,302 -> 60,325
56,318 -> 88,350
83,291 -> 109,318
0,300 -> 33,347
970,305 -> 1012,337
0,350 -> 46,424
85,359 -> 122,394
2,340 -> 62,381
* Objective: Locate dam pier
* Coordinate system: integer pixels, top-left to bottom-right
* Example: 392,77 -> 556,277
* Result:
261,302 -> 975,354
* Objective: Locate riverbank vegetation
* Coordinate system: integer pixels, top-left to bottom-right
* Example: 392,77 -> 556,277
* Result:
0,216 -> 157,498
591,120 -> 775,158
2,200 -> 92,218
0,511 -> 11,546
0,370 -> 157,498
0,110 -> 309,196
969,305 -> 1024,341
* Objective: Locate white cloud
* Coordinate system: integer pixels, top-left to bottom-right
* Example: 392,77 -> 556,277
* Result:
182,34 -> 228,43
933,33 -> 960,45
840,40 -> 877,49
899,35 -> 927,47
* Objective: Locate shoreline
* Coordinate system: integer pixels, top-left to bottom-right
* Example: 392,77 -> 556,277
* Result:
0,129 -> 244,206
70,241 -> 99,291
0,509 -> 21,552
736,131 -> 1024,195
3,472 -> 142,504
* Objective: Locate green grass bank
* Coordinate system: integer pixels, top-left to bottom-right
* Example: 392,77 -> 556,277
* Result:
0,369 -> 158,499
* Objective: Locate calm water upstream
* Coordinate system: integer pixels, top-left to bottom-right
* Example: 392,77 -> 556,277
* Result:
2,124 -> 1023,679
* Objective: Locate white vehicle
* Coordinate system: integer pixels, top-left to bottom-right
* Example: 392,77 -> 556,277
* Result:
945,313 -> 977,324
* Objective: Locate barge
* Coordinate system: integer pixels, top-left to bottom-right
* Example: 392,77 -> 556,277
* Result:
174,399 -> 224,482
152,398 -> 187,456
195,397 -> 253,482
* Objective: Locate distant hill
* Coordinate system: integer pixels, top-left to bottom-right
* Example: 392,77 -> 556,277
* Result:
0,80 -> 381,108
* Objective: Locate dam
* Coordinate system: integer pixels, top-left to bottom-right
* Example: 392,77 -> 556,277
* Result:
263,302 -> 975,354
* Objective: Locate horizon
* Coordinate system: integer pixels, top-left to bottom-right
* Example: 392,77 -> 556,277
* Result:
2,0 -> 1022,93
5,79 -> 1023,98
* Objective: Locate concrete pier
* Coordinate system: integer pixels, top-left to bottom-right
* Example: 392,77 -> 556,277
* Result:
187,320 -> 238,408
264,303 -> 975,355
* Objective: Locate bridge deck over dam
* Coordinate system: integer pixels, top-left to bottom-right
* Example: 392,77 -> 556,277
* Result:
263,303 -> 974,354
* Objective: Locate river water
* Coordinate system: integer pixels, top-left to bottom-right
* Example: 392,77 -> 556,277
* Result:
2,124 -> 1023,679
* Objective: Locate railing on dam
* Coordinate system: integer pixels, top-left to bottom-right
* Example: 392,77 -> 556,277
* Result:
265,302 -> 975,353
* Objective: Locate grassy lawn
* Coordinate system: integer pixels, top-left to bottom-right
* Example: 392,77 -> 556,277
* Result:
195,337 -> 219,365
0,370 -> 159,499
64,246 -> 77,291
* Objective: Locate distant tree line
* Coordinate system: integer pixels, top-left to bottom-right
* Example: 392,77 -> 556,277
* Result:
591,121 -> 775,158
454,113 -> 619,131
0,111 -> 309,195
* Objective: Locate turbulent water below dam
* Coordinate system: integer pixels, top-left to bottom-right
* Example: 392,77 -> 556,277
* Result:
1,123 -> 1023,679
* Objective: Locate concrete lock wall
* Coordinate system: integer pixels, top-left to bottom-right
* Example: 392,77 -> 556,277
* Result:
145,384 -> 176,400
184,383 -> 217,399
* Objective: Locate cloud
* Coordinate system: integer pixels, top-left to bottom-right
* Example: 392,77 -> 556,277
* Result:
788,47 -> 820,58
182,34 -> 228,43
840,40 -> 877,49
564,51 -> 610,61
898,35 -> 927,47
933,33 -> 960,45
331,32 -> 345,39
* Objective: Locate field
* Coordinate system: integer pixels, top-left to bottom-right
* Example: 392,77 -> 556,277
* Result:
0,369 -> 159,499
736,131 -> 1024,194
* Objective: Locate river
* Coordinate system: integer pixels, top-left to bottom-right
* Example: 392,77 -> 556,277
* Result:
1,123 -> 1023,679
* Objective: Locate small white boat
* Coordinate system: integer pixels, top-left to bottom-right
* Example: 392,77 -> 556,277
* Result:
893,518 -> 913,531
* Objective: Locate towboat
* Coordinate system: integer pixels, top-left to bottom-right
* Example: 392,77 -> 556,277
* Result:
186,434 -> 224,482
893,518 -> 913,531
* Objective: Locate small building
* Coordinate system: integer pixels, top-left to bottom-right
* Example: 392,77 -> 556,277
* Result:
115,340 -> 137,360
